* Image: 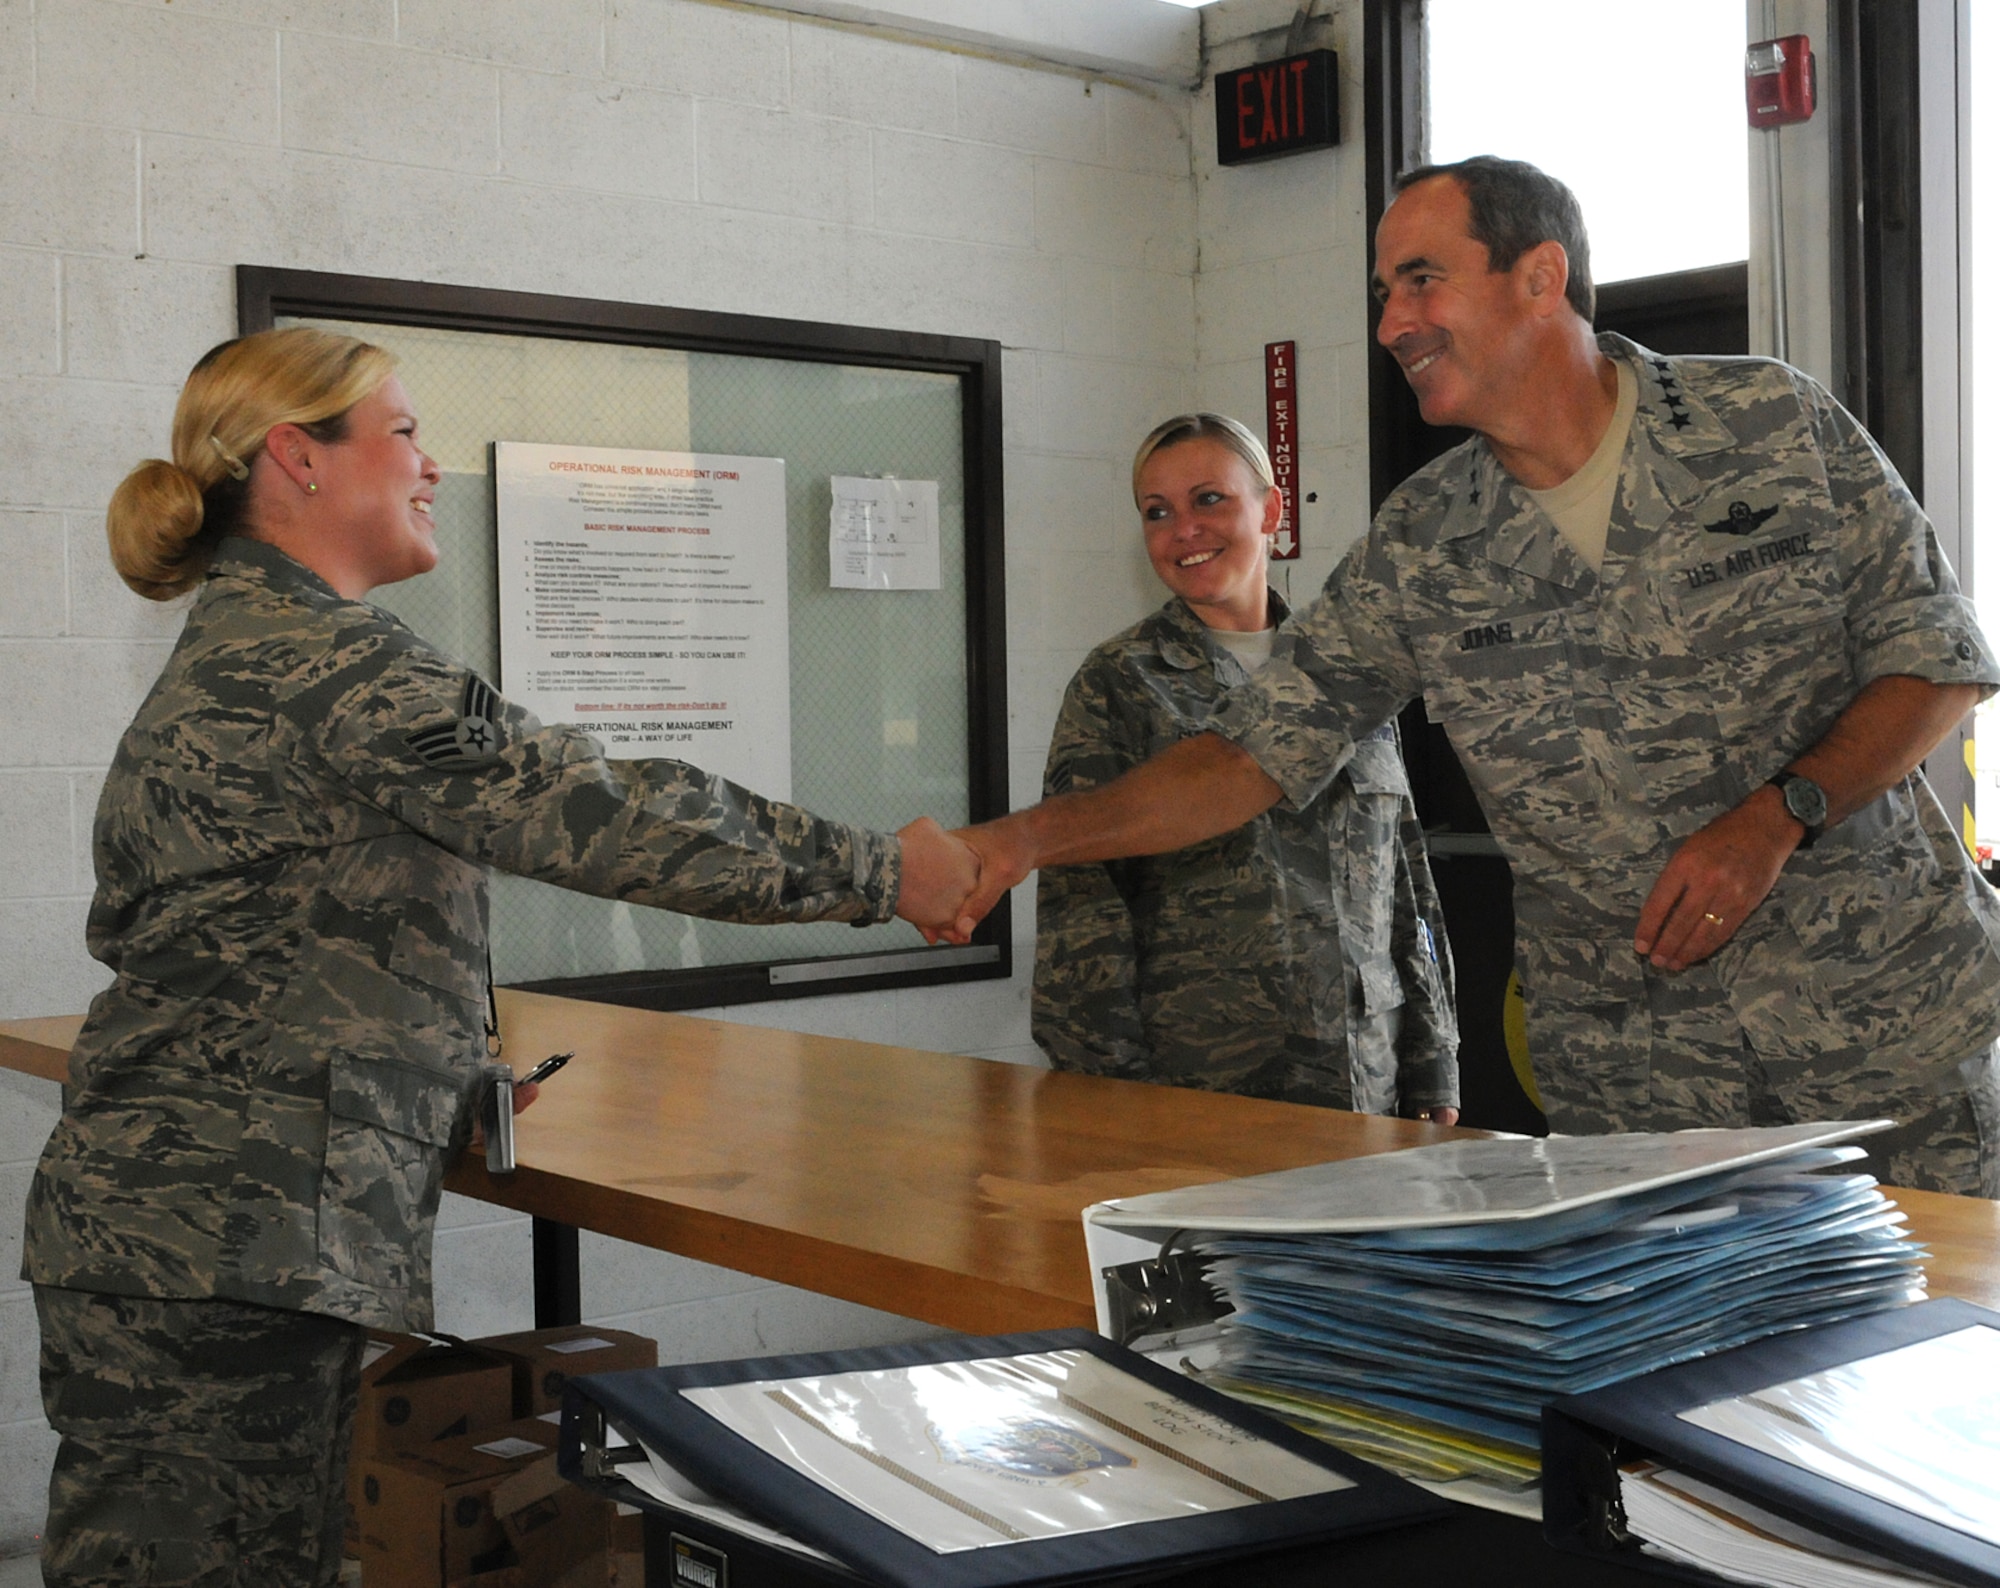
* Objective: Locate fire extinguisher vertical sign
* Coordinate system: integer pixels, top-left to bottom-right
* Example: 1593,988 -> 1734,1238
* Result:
1265,341 -> 1299,559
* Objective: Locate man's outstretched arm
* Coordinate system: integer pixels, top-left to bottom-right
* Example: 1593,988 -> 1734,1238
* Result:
936,733 -> 1283,943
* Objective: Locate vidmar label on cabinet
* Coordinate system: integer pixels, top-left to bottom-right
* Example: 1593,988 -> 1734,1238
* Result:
494,440 -> 793,799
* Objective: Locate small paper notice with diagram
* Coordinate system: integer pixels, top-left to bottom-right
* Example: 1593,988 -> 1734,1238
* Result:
830,476 -> 939,590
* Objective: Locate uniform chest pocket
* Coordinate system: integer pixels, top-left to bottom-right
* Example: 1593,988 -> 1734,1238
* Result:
1414,612 -> 1594,821
1668,536 -> 1843,659
1664,533 -> 1849,757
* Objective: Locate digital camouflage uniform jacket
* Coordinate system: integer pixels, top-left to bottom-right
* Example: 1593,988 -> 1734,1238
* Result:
1212,337 -> 2000,1170
24,538 -> 900,1331
1034,591 -> 1459,1115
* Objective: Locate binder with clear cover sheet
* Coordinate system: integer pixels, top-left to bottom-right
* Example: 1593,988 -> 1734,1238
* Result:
558,1328 -> 1447,1588
1542,1298 -> 2000,1586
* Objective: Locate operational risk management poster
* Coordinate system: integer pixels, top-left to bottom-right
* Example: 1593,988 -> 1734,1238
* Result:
494,440 -> 792,800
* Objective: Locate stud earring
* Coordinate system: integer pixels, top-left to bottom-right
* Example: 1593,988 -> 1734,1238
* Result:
306,481 -> 318,494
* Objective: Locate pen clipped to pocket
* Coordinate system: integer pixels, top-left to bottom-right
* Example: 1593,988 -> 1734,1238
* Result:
481,1062 -> 516,1175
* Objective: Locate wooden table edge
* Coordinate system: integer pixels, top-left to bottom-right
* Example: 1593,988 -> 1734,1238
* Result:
0,1015 -> 81,1085
7,1010 -> 1997,1319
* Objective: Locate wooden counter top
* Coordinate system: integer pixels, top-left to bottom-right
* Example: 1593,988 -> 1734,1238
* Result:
7,991 -> 1997,1327
0,1013 -> 81,1085
455,990 -> 1461,1331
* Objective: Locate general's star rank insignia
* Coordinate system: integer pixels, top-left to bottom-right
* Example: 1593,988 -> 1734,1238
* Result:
408,675 -> 503,767
1704,501 -> 1781,537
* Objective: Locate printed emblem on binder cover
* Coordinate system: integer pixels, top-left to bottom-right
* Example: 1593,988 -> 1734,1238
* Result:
929,1418 -> 1136,1483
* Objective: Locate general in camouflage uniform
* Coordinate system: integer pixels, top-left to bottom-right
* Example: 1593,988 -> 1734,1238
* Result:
1034,589 -> 1458,1116
26,535 -> 903,1584
1212,335 -> 2000,1194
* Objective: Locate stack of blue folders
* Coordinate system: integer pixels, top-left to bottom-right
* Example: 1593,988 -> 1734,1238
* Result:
1083,1124 -> 1927,1493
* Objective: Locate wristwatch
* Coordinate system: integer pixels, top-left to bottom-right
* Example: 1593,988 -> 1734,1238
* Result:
1766,770 -> 1828,848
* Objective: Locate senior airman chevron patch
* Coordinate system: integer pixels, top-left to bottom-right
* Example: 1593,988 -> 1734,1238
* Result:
408,674 -> 502,766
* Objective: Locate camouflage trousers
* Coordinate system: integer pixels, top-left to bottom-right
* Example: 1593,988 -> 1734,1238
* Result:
34,1286 -> 365,1588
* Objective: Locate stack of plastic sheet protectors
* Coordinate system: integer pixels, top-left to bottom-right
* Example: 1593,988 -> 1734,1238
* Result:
1080,1123 -> 1925,1505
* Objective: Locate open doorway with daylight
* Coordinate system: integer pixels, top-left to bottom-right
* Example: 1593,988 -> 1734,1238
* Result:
1971,4 -> 1997,874
1363,0 -> 1751,1133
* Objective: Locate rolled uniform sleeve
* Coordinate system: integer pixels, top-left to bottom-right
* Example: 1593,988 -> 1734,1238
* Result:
286,619 -> 899,925
1808,380 -> 2000,693
1209,537 -> 1425,811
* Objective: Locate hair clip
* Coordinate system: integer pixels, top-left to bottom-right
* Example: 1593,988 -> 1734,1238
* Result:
208,434 -> 251,482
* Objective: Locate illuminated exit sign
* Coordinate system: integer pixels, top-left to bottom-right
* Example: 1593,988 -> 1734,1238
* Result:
1214,50 -> 1338,166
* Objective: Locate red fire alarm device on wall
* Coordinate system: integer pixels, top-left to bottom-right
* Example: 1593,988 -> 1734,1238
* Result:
1746,35 -> 1815,128
1214,50 -> 1338,165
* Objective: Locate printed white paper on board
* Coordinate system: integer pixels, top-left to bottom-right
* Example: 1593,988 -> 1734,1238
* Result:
829,476 -> 940,590
494,441 -> 792,801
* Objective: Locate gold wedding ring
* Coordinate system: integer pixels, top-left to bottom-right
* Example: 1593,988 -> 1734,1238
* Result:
1702,911 -> 1725,925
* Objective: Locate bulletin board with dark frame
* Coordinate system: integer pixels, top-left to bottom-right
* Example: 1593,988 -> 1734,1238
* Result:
237,265 -> 1011,1013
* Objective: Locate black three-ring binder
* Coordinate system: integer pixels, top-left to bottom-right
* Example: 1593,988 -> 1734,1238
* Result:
1543,1298 -> 2000,1587
559,1328 -> 1447,1588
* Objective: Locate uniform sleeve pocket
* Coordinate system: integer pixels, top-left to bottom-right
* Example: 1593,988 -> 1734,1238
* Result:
326,1049 -> 464,1147
1343,731 -> 1411,797
318,1051 -> 467,1293
1355,954 -> 1407,1016
389,917 -> 487,1004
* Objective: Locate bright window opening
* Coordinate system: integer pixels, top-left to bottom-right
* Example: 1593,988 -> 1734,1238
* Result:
1426,1 -> 1749,285
1970,6 -> 1998,862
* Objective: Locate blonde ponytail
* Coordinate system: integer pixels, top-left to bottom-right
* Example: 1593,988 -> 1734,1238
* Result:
106,328 -> 397,600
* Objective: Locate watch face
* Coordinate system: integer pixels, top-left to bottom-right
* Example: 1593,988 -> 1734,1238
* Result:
1782,775 -> 1828,827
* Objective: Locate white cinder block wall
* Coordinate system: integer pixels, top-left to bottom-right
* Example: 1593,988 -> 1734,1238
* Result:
1195,0 -> 1376,596
0,0 -> 1374,1551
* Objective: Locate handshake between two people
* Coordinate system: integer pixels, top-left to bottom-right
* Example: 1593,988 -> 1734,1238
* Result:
891,738 -> 1286,944
893,816 -> 1024,944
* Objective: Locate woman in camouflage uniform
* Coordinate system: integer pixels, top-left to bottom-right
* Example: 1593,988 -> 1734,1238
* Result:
23,328 -> 973,1587
1033,414 -> 1460,1122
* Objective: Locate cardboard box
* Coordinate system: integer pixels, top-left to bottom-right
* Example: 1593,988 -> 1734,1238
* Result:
606,1506 -> 644,1588
347,1335 -> 521,1559
355,1333 -> 517,1456
470,1326 -> 658,1418
355,1414 -> 610,1588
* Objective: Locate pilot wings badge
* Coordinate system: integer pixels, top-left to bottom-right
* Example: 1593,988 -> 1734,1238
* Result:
1704,500 -> 1781,537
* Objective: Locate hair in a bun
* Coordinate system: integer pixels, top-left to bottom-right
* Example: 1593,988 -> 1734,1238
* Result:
106,327 -> 397,600
105,460 -> 213,600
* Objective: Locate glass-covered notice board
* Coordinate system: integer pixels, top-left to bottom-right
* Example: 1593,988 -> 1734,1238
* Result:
239,268 -> 1008,1010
